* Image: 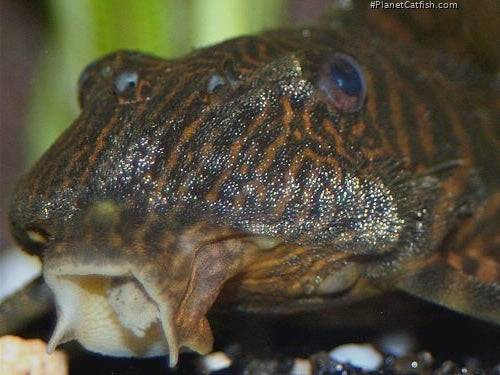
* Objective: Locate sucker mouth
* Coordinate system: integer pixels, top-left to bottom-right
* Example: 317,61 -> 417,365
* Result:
46,273 -> 168,357
44,269 -> 179,363
41,233 -> 259,366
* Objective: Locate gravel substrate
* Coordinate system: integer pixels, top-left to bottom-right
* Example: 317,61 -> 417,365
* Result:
196,346 -> 500,375
14,293 -> 500,375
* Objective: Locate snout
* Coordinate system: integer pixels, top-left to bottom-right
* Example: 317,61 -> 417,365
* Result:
9,200 -> 181,363
10,199 -> 258,366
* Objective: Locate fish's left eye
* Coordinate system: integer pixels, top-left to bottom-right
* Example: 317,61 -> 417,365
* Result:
320,53 -> 366,113
113,71 -> 138,95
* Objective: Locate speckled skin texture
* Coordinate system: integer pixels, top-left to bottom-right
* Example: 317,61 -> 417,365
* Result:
7,25 -> 500,363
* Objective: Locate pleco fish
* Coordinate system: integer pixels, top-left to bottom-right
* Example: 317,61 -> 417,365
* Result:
5,5 -> 499,368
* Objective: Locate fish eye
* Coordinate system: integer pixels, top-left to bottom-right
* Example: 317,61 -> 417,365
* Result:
320,52 -> 366,113
207,73 -> 226,94
206,59 -> 241,95
113,71 -> 139,95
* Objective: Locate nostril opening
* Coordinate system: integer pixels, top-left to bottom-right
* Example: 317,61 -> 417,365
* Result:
13,224 -> 51,255
26,226 -> 50,246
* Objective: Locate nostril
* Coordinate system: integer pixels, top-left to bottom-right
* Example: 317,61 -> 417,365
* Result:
25,227 -> 50,247
12,224 -> 51,256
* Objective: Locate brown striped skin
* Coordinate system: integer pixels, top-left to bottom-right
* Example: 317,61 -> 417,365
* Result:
7,26 -> 500,362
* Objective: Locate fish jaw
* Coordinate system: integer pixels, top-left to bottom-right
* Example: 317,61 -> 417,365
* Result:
41,231 -> 258,366
44,264 -> 171,359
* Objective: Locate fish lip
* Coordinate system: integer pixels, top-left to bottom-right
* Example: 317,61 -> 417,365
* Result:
43,261 -> 131,279
43,261 -> 190,366
43,263 -> 172,359
41,231 -> 245,366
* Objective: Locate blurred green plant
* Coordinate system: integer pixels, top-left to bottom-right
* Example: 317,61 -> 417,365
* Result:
26,0 -> 286,165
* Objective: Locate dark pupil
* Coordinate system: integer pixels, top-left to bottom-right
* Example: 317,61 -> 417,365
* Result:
330,60 -> 361,97
114,71 -> 138,94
